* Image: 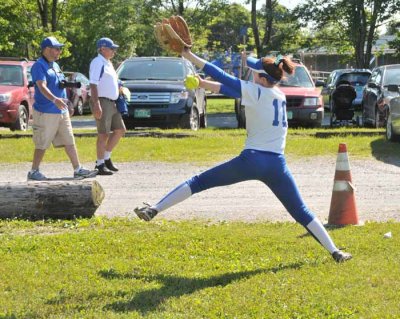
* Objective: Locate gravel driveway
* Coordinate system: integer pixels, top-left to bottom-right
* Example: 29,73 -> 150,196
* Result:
1,156 -> 399,222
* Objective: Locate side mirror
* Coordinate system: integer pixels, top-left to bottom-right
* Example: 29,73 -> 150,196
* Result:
368,82 -> 378,89
315,80 -> 325,87
387,84 -> 399,93
28,80 -> 34,88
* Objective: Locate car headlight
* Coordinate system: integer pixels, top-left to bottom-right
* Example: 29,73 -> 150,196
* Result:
0,93 -> 11,103
170,91 -> 189,104
303,97 -> 319,106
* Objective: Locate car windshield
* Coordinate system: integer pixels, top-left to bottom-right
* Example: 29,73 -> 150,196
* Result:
383,67 -> 400,86
338,72 -> 370,86
279,66 -> 314,88
0,65 -> 23,86
117,60 -> 185,81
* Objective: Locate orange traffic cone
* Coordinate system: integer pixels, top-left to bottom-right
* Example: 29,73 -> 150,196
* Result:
328,143 -> 359,226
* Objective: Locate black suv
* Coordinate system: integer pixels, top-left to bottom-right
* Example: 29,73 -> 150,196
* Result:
362,64 -> 400,128
116,57 -> 207,130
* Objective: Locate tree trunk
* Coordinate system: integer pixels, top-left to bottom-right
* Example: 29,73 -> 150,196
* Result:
0,180 -> 105,219
262,0 -> 274,53
251,0 -> 261,58
37,0 -> 48,30
51,0 -> 57,32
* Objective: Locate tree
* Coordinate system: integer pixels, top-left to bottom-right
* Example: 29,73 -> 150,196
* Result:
0,0 -> 70,59
207,3 -> 251,52
250,0 -> 306,57
293,0 -> 400,68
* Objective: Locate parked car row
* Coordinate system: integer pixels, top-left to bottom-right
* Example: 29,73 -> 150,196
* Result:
2,55 -> 399,140
361,64 -> 400,131
321,64 -> 400,141
0,57 -> 91,131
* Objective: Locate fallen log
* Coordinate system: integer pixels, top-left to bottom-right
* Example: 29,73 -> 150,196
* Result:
0,180 -> 105,219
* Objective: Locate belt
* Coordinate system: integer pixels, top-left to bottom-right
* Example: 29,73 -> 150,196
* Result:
99,97 -> 116,102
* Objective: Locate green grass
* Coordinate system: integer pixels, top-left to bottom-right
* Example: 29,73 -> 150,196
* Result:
207,97 -> 235,114
0,127 -> 397,165
0,218 -> 399,318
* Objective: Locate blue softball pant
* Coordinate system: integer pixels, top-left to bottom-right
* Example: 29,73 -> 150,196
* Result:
187,149 -> 315,226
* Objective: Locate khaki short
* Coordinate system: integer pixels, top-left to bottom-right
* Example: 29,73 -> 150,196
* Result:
32,110 -> 75,150
90,97 -> 126,134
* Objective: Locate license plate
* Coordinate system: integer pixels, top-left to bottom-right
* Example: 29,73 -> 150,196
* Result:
287,111 -> 293,120
134,109 -> 151,118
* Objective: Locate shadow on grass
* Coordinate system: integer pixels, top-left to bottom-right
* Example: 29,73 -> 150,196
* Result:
370,138 -> 400,167
100,262 -> 304,314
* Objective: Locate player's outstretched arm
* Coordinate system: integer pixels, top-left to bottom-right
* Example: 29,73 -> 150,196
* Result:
182,48 -> 242,97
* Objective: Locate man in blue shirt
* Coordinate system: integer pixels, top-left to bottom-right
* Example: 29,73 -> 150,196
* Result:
28,36 -> 97,180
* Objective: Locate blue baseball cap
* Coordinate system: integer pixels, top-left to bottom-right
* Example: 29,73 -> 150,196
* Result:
41,36 -> 65,49
97,37 -> 119,49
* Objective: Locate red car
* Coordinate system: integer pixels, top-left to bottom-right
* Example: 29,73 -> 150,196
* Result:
0,58 -> 35,131
64,71 -> 91,116
235,61 -> 324,128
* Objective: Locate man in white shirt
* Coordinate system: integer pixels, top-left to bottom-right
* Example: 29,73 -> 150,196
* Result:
89,37 -> 126,175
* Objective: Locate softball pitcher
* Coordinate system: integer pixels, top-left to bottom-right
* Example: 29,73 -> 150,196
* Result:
135,47 -> 352,263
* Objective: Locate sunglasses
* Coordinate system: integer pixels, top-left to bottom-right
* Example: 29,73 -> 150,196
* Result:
49,47 -> 62,51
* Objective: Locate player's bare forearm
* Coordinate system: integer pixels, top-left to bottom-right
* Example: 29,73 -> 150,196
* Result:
181,49 -> 206,69
199,79 -> 221,93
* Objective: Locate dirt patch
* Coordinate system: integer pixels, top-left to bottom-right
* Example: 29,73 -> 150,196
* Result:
1,157 -> 399,222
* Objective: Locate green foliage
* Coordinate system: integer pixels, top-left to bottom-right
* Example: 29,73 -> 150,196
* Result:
389,31 -> 400,56
258,3 -> 306,55
207,3 -> 251,51
0,219 -> 399,317
293,0 -> 399,68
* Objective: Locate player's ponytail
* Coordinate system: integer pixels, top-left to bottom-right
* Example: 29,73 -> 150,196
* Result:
261,55 -> 295,83
279,57 -> 295,76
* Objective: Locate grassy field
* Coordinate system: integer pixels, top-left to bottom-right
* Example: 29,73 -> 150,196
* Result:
0,127 -> 397,165
1,119 -> 400,318
0,218 -> 399,318
207,97 -> 235,114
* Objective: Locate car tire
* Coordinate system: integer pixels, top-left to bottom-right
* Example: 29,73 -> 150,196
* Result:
356,115 -> 363,127
188,107 -> 200,131
75,98 -> 84,116
330,112 -> 337,128
361,102 -> 370,127
123,119 -> 135,130
200,99 -> 207,128
374,107 -> 382,128
329,98 -> 334,112
237,104 -> 246,129
386,112 -> 400,142
10,105 -> 29,131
